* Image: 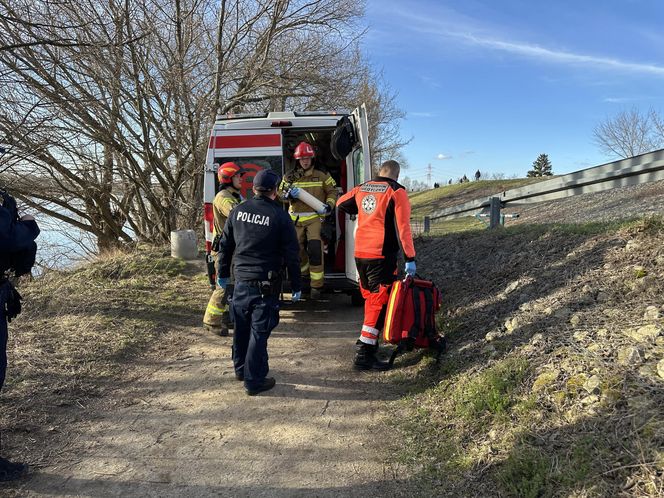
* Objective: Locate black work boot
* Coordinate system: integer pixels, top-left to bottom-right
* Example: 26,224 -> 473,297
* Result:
204,323 -> 229,337
0,456 -> 29,482
245,377 -> 276,396
353,341 -> 390,371
221,311 -> 234,331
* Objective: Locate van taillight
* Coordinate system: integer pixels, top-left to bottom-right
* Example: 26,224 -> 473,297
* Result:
204,202 -> 213,252
270,120 -> 292,127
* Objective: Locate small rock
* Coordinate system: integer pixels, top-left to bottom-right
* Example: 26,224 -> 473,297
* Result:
624,324 -> 662,343
573,331 -> 588,342
658,359 -> 664,379
519,302 -> 533,312
543,307 -> 553,316
583,375 -> 601,394
504,281 -> 520,294
530,333 -> 544,345
485,330 -> 501,342
581,394 -> 599,406
504,317 -> 519,333
532,369 -> 560,393
644,306 -> 660,320
617,347 -> 643,366
625,240 -> 641,252
569,314 -> 582,327
638,365 -> 656,379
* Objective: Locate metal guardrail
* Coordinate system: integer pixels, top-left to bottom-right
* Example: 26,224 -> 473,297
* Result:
428,148 -> 664,225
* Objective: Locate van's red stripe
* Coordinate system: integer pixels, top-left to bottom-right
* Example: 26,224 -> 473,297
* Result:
209,134 -> 281,149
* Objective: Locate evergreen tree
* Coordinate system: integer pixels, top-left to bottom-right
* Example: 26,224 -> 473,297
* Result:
527,154 -> 553,177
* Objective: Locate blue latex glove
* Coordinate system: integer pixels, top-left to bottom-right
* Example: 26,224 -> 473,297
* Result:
317,204 -> 332,216
291,290 -> 302,303
288,187 -> 301,199
216,276 -> 228,289
405,261 -> 416,277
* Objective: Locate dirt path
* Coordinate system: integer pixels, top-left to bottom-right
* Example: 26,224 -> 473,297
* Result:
15,293 -> 407,497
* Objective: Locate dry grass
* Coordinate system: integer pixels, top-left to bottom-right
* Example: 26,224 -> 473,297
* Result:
0,246 -> 209,467
383,216 -> 664,497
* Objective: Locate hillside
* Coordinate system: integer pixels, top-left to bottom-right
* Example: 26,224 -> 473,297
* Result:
0,183 -> 663,497
385,212 -> 664,495
408,178 -> 544,219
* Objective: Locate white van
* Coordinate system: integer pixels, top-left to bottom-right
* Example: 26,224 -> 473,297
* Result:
202,105 -> 372,304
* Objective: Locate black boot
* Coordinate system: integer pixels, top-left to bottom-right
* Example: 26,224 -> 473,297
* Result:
353,341 -> 390,371
0,456 -> 29,482
221,311 -> 234,331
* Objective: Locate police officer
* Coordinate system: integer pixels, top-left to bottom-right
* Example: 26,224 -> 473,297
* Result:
203,162 -> 245,336
0,189 -> 39,481
217,169 -> 301,396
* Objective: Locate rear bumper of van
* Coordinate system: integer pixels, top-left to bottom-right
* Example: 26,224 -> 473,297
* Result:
281,272 -> 358,294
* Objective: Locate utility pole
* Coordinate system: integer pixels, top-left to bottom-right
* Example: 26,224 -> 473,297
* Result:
426,163 -> 432,187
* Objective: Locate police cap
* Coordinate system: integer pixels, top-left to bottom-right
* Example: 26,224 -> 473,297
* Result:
253,169 -> 281,191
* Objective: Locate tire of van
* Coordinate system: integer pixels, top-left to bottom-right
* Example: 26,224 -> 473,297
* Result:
350,289 -> 364,307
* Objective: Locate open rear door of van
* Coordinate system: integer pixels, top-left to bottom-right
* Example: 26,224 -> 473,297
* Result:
344,104 -> 372,284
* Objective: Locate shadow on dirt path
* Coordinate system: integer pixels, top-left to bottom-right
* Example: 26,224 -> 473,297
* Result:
14,293 -> 411,497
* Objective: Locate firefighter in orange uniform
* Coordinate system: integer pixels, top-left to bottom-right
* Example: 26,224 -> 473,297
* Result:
280,141 -> 337,299
336,160 -> 416,370
203,162 -> 245,335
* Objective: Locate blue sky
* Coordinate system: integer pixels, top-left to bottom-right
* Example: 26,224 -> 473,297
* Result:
362,0 -> 664,185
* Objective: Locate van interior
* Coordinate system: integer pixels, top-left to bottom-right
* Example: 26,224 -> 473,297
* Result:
212,125 -> 349,290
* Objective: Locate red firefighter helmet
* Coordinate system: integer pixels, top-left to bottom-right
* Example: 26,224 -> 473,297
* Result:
293,141 -> 315,159
217,162 -> 244,184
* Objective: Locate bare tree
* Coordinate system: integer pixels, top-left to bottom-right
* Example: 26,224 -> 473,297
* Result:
1,0 -> 407,253
593,107 -> 664,159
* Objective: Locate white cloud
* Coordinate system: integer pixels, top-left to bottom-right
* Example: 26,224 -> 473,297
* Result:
390,6 -> 664,78
602,96 -> 646,103
457,33 -> 664,77
436,153 -> 452,160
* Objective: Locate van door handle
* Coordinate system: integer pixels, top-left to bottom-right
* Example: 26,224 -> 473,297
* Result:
349,215 -> 356,221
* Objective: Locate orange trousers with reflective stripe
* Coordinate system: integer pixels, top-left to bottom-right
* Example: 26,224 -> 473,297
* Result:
356,256 -> 397,345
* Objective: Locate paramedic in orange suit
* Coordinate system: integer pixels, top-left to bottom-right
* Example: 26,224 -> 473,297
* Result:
336,160 -> 417,370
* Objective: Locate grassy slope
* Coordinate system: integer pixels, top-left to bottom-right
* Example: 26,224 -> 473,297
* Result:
382,217 -> 664,497
408,179 -> 546,235
408,179 -> 544,218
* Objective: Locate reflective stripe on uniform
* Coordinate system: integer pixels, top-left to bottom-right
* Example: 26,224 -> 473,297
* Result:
206,303 -> 227,316
301,263 -> 310,273
290,212 -> 320,222
360,324 -> 379,345
293,181 -> 324,187
325,177 -> 336,185
310,271 -> 324,282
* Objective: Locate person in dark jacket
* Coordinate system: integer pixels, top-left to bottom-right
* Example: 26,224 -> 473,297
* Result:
0,189 -> 40,481
217,169 -> 301,396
